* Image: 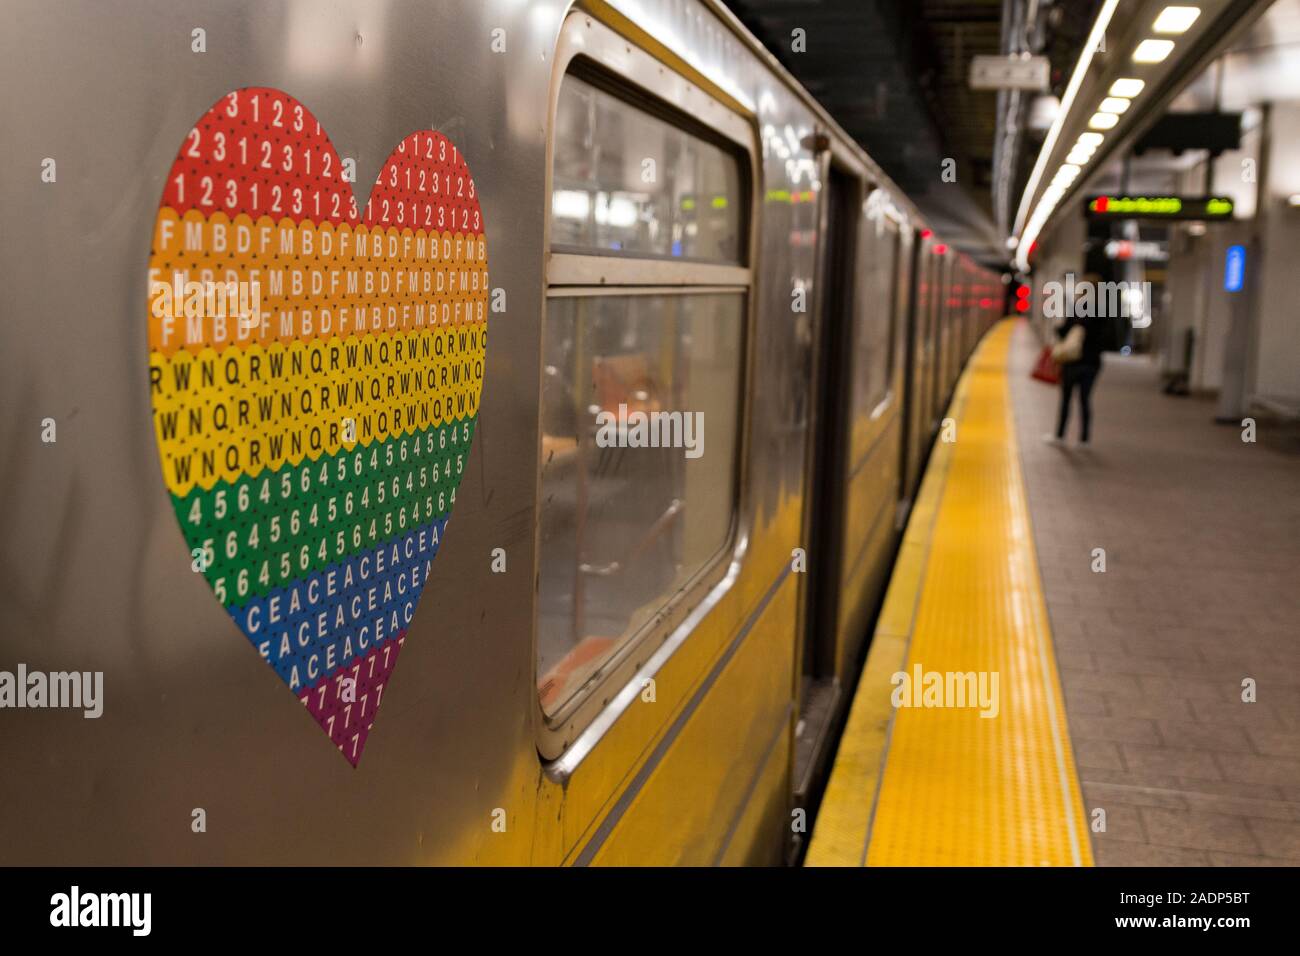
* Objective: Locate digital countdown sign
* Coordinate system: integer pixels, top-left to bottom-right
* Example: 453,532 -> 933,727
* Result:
1085,195 -> 1235,221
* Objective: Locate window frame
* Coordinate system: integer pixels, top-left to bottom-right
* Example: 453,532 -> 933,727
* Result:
535,13 -> 759,761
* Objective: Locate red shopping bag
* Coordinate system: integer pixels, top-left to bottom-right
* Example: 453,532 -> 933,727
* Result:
1031,345 -> 1061,384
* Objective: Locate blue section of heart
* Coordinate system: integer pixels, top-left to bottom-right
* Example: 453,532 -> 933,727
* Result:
226,517 -> 447,690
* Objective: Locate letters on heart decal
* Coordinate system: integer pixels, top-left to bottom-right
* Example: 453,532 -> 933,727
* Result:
147,87 -> 488,765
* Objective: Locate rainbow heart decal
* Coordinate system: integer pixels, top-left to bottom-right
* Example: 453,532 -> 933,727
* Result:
147,88 -> 488,765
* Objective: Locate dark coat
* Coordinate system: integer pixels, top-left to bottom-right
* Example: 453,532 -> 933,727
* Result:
1055,315 -> 1105,368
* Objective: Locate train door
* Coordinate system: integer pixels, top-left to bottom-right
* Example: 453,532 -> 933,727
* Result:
909,244 -> 934,485
794,162 -> 859,812
959,272 -> 972,376
963,278 -> 973,368
898,228 -> 924,512
937,273 -> 951,406
929,253 -> 949,427
967,279 -> 976,358
968,288 -> 977,358
951,269 -> 965,378
951,270 -> 961,390
956,271 -> 966,386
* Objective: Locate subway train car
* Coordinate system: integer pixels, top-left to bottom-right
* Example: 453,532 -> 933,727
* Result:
0,0 -> 1000,866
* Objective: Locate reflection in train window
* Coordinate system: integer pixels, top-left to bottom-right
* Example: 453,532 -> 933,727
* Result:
537,293 -> 743,716
550,74 -> 744,263
849,210 -> 900,450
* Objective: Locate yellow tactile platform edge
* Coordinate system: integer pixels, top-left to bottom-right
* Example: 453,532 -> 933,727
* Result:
806,320 -> 1093,867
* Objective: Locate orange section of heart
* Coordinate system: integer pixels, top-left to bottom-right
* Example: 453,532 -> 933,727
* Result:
146,209 -> 488,356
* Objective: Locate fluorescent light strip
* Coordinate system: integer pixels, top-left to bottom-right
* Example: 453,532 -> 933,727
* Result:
1012,0 -> 1122,244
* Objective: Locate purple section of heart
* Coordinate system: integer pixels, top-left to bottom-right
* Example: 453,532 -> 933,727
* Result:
299,634 -> 406,767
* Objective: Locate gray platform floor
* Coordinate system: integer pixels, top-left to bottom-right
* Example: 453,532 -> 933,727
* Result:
1007,319 -> 1300,866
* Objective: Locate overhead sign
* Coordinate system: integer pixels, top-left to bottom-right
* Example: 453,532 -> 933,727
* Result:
1085,195 -> 1235,221
1224,245 -> 1246,292
1134,112 -> 1242,157
969,54 -> 1050,92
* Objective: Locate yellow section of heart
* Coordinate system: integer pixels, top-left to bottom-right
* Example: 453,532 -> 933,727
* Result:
150,325 -> 486,496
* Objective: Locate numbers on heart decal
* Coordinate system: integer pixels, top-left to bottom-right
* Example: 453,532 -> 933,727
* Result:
147,87 -> 488,765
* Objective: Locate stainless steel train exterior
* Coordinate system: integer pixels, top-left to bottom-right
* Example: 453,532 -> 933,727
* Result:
0,0 -> 1001,865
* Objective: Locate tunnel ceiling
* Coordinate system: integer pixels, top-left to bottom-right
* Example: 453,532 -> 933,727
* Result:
724,0 -> 1102,266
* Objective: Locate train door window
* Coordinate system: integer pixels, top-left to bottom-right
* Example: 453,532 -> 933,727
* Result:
891,227 -> 911,391
848,194 -> 900,462
538,54 -> 751,744
929,252 -> 947,422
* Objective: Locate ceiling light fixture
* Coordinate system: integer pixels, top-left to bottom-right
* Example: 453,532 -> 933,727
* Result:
1133,39 -> 1176,63
1152,6 -> 1201,34
1089,111 -> 1120,129
1099,97 -> 1131,114
1109,78 -> 1146,97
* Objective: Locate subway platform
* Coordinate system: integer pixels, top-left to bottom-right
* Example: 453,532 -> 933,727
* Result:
807,318 -> 1300,867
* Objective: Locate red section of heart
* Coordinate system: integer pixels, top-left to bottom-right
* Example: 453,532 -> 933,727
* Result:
159,86 -> 483,235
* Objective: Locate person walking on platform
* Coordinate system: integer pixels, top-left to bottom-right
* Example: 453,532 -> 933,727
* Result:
1045,283 -> 1106,447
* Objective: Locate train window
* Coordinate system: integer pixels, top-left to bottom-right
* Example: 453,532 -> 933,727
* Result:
551,74 -> 744,263
539,61 -> 750,733
537,293 -> 743,715
849,205 -> 900,428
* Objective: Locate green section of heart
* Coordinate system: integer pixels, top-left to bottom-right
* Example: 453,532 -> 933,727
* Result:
172,417 -> 476,602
